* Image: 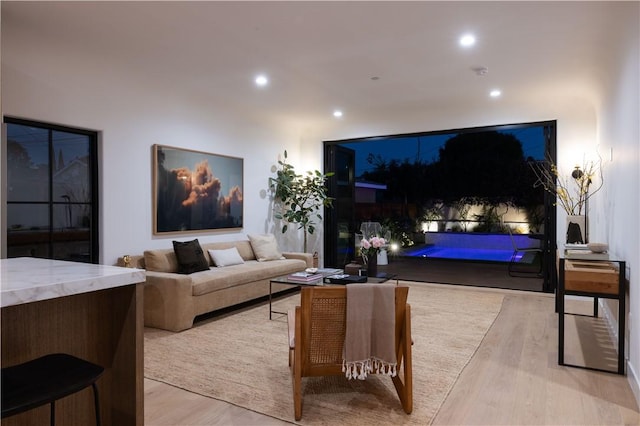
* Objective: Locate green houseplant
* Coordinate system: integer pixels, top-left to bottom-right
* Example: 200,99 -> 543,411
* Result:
269,151 -> 334,252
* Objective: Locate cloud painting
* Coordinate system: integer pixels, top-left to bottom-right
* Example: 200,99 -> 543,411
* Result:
154,145 -> 243,233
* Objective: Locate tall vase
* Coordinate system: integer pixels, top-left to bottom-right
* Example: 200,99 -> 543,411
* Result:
367,253 -> 378,278
566,215 -> 586,244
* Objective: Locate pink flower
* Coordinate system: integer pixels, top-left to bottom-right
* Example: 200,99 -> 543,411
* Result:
360,236 -> 386,259
371,237 -> 385,248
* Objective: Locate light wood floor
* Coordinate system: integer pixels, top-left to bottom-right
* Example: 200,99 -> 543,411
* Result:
144,286 -> 640,425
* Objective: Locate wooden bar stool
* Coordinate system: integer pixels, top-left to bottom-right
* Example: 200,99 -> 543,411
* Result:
1,353 -> 104,426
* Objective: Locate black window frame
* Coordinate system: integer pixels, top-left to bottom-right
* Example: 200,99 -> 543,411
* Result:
4,116 -> 99,263
323,120 -> 557,292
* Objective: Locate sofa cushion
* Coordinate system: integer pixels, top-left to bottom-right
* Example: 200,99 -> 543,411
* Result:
173,239 -> 210,274
208,247 -> 245,267
248,234 -> 284,261
191,259 -> 307,296
144,249 -> 179,273
201,240 -> 256,262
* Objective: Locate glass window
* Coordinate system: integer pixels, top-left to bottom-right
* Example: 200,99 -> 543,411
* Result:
5,118 -> 99,263
6,125 -> 49,202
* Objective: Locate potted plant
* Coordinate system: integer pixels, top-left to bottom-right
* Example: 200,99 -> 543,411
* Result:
529,154 -> 603,243
269,151 -> 334,252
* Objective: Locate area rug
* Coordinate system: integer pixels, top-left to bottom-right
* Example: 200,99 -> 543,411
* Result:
144,282 -> 504,425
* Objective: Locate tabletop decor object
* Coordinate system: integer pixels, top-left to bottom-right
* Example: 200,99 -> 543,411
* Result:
530,154 -> 603,243
360,236 -> 386,277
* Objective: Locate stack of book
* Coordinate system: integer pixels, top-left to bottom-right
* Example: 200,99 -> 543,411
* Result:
324,274 -> 367,284
314,268 -> 343,275
564,243 -> 609,260
287,272 -> 324,282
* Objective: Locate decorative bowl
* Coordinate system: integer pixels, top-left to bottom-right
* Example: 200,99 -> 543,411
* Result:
587,243 -> 609,253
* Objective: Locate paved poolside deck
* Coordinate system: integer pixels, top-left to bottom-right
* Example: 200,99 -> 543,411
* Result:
378,252 -> 544,292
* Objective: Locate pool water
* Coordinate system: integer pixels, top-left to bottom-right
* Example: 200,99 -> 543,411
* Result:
403,246 -> 522,263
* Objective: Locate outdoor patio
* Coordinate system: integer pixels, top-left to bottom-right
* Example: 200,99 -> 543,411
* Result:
378,253 -> 544,292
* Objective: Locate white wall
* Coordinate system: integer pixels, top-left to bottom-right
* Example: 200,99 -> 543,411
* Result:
590,5 -> 640,401
1,28 -> 331,260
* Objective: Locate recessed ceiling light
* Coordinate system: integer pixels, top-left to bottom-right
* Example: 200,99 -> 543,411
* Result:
459,34 -> 476,47
255,74 -> 268,87
333,110 -> 343,118
490,89 -> 502,98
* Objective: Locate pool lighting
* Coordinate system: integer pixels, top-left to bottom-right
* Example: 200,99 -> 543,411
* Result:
421,221 -> 438,232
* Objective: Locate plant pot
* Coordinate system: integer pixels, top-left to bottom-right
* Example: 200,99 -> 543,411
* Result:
566,215 -> 586,244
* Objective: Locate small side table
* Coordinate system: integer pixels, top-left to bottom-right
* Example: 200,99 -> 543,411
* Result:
557,257 -> 626,374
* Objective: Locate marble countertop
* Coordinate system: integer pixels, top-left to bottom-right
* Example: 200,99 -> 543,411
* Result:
1,257 -> 146,308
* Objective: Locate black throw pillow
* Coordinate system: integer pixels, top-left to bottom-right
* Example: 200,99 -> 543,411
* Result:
173,239 -> 210,274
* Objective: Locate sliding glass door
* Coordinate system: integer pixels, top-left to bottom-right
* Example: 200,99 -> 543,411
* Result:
323,144 -> 356,268
323,121 -> 557,293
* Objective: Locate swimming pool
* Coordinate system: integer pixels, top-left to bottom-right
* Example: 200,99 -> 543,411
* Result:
403,245 -> 521,263
401,232 -> 540,263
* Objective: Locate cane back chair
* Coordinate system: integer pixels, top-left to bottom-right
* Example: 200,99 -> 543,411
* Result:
287,285 -> 412,420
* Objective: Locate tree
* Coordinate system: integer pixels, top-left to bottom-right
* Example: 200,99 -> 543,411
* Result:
269,151 -> 334,252
7,140 -> 32,172
434,131 -> 533,205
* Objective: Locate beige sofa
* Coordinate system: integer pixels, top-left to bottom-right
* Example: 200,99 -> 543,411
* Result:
118,239 -> 312,332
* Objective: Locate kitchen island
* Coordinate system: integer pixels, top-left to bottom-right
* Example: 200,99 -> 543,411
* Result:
1,257 -> 145,425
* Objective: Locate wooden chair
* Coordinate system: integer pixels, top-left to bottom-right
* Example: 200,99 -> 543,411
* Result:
287,285 -> 412,420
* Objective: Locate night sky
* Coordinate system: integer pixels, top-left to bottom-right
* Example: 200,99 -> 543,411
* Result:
341,126 -> 545,177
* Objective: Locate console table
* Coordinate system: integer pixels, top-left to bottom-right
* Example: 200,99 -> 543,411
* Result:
1,257 -> 146,425
557,257 -> 626,374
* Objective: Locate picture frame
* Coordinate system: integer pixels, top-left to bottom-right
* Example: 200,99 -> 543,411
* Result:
153,144 -> 243,234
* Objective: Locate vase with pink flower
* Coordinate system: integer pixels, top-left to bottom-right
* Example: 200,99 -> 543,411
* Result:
360,236 -> 386,278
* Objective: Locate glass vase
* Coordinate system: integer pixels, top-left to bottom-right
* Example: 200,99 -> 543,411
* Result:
566,215 -> 586,244
366,253 -> 378,278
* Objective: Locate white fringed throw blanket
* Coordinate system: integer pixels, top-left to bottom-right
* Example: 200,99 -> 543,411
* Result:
342,284 -> 397,380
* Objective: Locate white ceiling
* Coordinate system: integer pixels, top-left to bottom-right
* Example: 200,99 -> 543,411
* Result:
1,1 -> 629,130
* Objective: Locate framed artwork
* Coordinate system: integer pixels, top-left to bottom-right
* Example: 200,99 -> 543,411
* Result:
153,144 -> 243,234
